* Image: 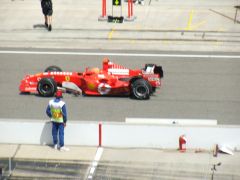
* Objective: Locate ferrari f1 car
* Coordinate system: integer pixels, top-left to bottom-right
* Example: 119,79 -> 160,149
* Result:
19,58 -> 163,100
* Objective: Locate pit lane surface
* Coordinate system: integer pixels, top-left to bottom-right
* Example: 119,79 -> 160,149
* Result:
0,48 -> 240,125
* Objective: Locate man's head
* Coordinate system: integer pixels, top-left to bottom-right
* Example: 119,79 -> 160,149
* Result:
55,90 -> 63,98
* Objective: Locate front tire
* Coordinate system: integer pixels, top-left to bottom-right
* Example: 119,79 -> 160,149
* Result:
37,78 -> 57,97
131,79 -> 151,100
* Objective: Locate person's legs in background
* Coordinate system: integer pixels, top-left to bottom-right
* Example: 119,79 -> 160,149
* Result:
59,123 -> 70,151
44,16 -> 48,27
52,122 -> 59,149
47,7 -> 53,31
58,123 -> 64,148
41,1 -> 53,31
47,15 -> 52,31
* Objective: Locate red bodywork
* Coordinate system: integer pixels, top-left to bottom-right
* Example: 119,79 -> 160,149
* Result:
19,58 -> 162,96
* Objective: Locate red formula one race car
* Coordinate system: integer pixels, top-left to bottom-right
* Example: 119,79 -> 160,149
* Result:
19,58 -> 163,100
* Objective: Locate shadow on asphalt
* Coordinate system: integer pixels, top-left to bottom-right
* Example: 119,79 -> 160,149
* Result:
33,24 -> 46,29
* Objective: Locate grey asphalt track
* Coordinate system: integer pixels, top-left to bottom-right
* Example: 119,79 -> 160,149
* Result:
0,49 -> 240,125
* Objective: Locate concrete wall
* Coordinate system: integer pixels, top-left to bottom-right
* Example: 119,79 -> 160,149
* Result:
103,123 -> 240,149
0,119 -> 98,146
0,119 -> 240,150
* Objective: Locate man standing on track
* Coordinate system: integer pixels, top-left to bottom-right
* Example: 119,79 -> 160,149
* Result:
46,90 -> 69,151
40,0 -> 53,31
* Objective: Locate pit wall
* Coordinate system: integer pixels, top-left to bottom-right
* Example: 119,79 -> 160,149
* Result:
0,119 -> 240,150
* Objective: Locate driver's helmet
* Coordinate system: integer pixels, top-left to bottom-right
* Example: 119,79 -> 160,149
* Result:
103,58 -> 109,64
90,67 -> 100,74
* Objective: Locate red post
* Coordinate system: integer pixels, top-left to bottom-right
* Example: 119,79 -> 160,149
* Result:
103,0 -> 106,17
99,123 -> 102,147
126,0 -> 135,21
128,0 -> 131,18
99,0 -> 107,21
130,0 -> 133,17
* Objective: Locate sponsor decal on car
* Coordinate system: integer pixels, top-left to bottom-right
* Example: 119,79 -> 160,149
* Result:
65,76 -> 70,81
108,68 -> 129,75
98,83 -> 111,95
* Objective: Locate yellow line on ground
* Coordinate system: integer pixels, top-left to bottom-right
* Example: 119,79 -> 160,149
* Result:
108,28 -> 115,40
190,20 -> 206,30
185,10 -> 194,30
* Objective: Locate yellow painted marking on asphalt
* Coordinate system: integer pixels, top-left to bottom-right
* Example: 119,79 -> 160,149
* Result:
186,10 -> 194,30
108,28 -> 115,40
183,10 -> 206,31
190,20 -> 206,30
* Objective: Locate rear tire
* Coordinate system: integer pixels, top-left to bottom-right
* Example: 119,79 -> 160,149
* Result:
131,79 -> 151,100
44,66 -> 62,72
37,78 -> 57,97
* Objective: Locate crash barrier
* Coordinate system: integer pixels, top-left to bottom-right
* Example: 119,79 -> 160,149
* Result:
98,0 -> 135,23
125,118 -> 218,126
0,119 -> 98,146
0,119 -> 240,150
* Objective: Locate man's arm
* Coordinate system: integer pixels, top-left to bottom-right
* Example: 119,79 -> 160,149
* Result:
62,104 -> 67,123
46,105 -> 52,118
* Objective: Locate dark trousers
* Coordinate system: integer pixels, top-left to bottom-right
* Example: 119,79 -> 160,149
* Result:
52,122 -> 64,147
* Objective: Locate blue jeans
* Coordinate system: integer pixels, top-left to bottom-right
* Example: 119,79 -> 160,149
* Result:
52,122 -> 64,147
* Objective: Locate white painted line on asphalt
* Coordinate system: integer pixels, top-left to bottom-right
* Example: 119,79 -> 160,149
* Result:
0,50 -> 240,59
87,147 -> 104,179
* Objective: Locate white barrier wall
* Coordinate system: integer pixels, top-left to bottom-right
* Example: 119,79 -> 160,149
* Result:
0,119 -> 99,146
0,119 -> 240,150
103,123 -> 240,149
125,118 -> 218,126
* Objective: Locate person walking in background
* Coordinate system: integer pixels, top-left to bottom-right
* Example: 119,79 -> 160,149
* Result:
41,0 -> 53,31
46,90 -> 69,151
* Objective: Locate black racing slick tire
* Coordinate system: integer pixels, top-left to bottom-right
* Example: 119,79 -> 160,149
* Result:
131,79 -> 151,100
44,66 -> 62,72
37,78 -> 57,97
